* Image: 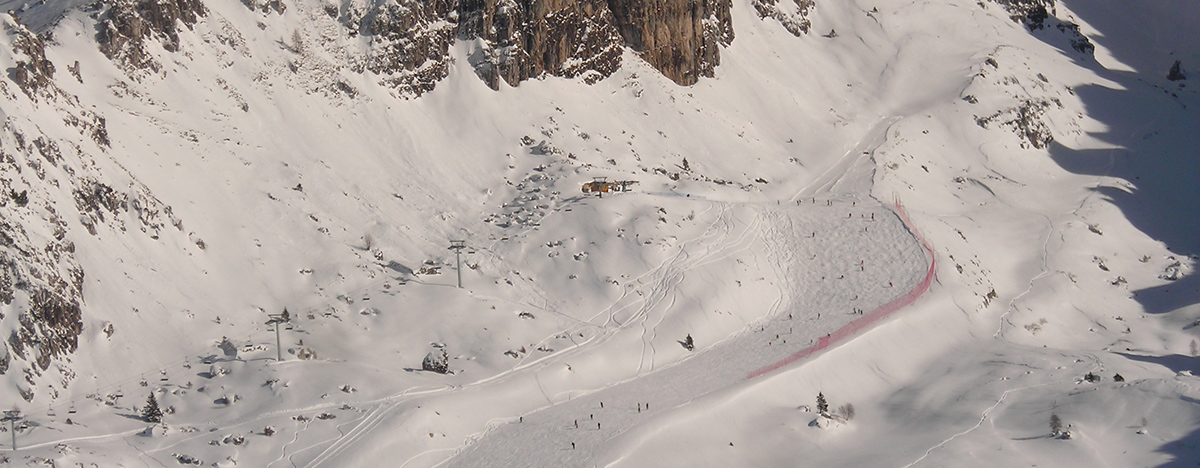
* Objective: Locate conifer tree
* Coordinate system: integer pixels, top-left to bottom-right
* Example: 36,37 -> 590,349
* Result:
816,392 -> 829,416
141,393 -> 163,423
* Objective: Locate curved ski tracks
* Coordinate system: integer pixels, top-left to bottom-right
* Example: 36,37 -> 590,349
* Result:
747,197 -> 936,379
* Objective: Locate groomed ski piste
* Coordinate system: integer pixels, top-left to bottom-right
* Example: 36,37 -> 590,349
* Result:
431,203 -> 932,468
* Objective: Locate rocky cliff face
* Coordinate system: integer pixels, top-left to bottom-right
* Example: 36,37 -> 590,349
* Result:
361,0 -> 733,91
460,0 -> 624,88
358,0 -> 459,96
1,15 -> 187,400
606,0 -> 734,85
97,0 -> 207,73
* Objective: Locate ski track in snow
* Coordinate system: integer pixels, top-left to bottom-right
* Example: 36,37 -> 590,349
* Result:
283,200 -> 754,466
429,119 -> 931,468
433,201 -> 927,468
902,351 -> 1105,468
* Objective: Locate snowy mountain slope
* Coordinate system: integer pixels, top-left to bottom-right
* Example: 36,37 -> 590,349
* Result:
0,0 -> 1194,465
601,1 -> 1200,467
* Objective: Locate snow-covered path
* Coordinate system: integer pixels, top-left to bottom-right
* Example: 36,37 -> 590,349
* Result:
439,197 -> 929,467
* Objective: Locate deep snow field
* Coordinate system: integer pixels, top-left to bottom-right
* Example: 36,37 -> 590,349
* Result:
0,0 -> 1197,466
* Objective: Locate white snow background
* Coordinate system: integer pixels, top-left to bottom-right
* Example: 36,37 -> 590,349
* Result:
0,0 -> 1196,466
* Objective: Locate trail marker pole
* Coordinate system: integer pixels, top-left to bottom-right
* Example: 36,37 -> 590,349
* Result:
449,240 -> 467,288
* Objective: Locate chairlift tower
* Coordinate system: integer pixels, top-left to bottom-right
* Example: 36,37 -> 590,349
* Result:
2,410 -> 21,451
267,312 -> 290,361
449,240 -> 467,289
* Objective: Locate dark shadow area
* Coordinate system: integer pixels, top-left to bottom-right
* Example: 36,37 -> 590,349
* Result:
1025,1 -> 1200,466
385,260 -> 414,276
114,412 -> 148,422
1037,5 -> 1200,316
1158,396 -> 1200,468
1117,352 -> 1200,376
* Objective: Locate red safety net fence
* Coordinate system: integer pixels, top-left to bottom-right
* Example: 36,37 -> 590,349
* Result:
747,196 -> 936,379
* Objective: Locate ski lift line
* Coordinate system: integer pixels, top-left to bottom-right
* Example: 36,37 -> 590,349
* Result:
29,268 -> 403,420
16,228 -> 504,444
33,267 -> 415,428
30,382 -> 446,460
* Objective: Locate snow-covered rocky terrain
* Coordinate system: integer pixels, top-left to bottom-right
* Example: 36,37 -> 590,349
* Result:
0,0 -> 1196,465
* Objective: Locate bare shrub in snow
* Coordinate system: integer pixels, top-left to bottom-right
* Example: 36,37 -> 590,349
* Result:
837,403 -> 855,420
1050,413 -> 1063,437
296,347 -> 318,360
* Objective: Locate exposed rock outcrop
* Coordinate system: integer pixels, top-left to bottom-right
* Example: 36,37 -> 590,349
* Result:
0,19 -> 186,397
976,98 -> 1057,149
6,17 -> 56,99
606,0 -> 734,85
991,0 -> 1054,28
97,0 -> 207,73
352,0 -> 734,92
459,0 -> 624,89
357,0 -> 458,97
990,0 -> 1091,56
752,0 -> 813,36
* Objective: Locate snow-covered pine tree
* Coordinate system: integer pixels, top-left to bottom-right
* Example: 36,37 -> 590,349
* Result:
1050,413 -> 1062,437
684,334 -> 694,351
816,392 -> 829,416
423,348 -> 449,374
141,393 -> 163,423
